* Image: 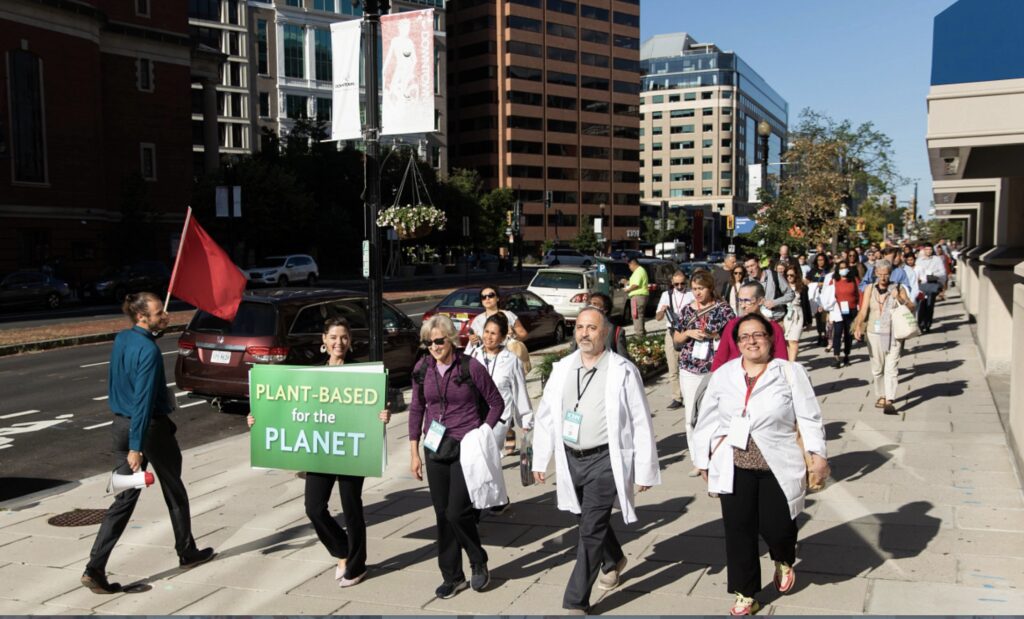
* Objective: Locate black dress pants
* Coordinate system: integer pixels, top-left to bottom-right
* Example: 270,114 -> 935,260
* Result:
563,448 -> 624,611
425,445 -> 487,584
719,466 -> 797,597
832,313 -> 855,358
304,472 -> 367,578
86,415 -> 196,574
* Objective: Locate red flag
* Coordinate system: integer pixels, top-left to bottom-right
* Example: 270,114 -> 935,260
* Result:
168,208 -> 247,321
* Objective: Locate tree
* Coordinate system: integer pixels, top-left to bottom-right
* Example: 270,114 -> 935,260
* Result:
572,217 -> 600,254
641,209 -> 690,245
478,187 -> 514,250
925,218 -> 965,243
755,109 -> 906,254
850,196 -> 907,245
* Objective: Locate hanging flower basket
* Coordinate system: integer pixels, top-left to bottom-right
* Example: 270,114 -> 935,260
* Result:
377,204 -> 446,239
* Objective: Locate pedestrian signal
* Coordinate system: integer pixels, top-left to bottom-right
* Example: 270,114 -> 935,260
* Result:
886,223 -> 895,234
726,215 -> 735,230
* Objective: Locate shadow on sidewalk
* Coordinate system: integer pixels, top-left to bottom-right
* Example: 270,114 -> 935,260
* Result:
905,340 -> 956,355
815,377 -> 869,394
827,444 -> 898,483
901,379 -> 968,411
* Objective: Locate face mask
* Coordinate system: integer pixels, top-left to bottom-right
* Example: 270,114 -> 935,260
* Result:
839,268 -> 849,277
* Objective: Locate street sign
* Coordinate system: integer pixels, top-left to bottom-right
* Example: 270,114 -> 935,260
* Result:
362,240 -> 369,278
727,244 -> 736,254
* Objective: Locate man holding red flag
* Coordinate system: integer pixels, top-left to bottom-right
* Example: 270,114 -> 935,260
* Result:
167,207 -> 247,321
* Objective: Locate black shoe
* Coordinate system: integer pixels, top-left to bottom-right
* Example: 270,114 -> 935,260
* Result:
81,571 -> 122,594
666,399 -> 683,410
470,564 -> 491,591
833,356 -> 842,369
436,578 -> 469,599
179,547 -> 216,569
843,355 -> 851,366
883,403 -> 898,416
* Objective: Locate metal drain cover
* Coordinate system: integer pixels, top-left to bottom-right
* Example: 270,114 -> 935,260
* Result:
48,508 -> 107,527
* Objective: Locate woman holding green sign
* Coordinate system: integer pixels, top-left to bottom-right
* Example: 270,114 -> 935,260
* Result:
409,314 -> 505,600
247,317 -> 391,588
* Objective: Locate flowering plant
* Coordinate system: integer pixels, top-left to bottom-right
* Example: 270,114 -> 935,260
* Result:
376,204 -> 446,239
626,333 -> 667,378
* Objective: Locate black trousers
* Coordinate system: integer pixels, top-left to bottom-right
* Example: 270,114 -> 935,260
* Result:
815,310 -> 828,342
719,467 -> 797,597
425,445 -> 487,583
832,313 -> 855,358
563,449 -> 624,610
304,472 -> 367,578
86,415 -> 196,574
917,282 -> 941,330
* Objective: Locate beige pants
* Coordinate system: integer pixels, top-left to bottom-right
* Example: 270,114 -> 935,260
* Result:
665,330 -> 681,401
679,369 -> 705,434
866,332 -> 903,400
631,295 -> 648,336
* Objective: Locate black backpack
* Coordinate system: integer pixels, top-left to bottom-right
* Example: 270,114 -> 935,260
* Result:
412,353 -> 488,422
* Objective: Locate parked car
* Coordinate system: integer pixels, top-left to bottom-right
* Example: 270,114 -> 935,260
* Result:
594,258 -> 631,319
421,286 -> 566,349
244,254 -> 318,287
678,261 -> 714,277
527,266 -> 618,322
542,248 -> 595,267
81,261 -> 170,303
174,289 -> 419,407
637,258 -> 679,313
0,271 -> 73,310
610,248 -> 644,261
706,251 -> 725,264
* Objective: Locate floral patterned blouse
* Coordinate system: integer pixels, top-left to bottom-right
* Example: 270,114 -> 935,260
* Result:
673,301 -> 735,375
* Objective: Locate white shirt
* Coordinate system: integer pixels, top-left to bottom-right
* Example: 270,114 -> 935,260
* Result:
915,255 -> 946,282
469,346 -> 533,428
468,310 -> 519,343
656,288 -> 695,325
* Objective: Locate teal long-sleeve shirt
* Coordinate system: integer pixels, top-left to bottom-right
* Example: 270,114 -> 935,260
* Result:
108,326 -> 175,451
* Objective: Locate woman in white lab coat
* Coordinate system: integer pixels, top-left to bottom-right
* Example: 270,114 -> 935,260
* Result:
468,313 -> 534,450
691,313 -> 829,616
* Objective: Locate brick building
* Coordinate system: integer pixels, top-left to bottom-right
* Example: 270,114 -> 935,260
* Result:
0,0 -> 193,285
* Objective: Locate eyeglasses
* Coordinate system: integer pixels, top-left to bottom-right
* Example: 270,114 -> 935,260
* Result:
738,331 -> 769,343
733,270 -> 745,276
480,293 -> 497,300
422,338 -> 448,347
738,297 -> 755,304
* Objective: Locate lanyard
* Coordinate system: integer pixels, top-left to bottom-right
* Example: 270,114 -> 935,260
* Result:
873,286 -> 891,316
741,366 -> 767,418
574,366 -> 598,412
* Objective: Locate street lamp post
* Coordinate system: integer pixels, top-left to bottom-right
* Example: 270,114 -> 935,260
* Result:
757,120 -> 771,200
361,0 -> 388,362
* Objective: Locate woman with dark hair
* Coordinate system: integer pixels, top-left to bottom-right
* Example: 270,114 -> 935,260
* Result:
782,265 -> 806,362
826,258 -> 860,367
247,317 -> 391,588
692,312 -> 828,615
672,270 -> 735,475
468,313 -> 533,458
721,263 -> 747,315
806,253 -> 831,347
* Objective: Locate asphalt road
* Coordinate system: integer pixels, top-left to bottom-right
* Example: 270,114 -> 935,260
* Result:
0,299 -> 436,502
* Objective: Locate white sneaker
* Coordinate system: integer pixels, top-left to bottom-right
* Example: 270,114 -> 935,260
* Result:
597,556 -> 627,590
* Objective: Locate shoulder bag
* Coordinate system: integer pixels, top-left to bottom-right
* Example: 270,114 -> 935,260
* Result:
890,284 -> 920,340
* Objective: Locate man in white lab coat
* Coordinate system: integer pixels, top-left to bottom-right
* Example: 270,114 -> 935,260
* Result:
532,307 -> 661,614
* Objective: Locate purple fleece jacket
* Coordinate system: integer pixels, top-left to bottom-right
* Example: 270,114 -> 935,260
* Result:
408,352 -> 504,442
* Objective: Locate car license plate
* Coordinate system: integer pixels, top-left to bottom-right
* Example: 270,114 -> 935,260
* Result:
210,350 -> 231,364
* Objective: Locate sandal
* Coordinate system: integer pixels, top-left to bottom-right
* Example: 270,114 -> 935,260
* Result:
874,397 -> 886,408
730,593 -> 761,616
773,562 -> 795,593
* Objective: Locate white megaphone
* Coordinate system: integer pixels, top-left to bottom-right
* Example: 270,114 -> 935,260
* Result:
108,470 -> 155,493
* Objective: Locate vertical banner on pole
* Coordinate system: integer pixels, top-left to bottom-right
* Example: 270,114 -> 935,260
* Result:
381,9 -> 435,136
331,19 -> 363,141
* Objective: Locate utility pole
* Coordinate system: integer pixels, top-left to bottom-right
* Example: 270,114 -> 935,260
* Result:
660,199 -> 668,246
362,0 -> 387,362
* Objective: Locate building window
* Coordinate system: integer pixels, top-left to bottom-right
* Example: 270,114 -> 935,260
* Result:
8,50 -> 47,184
613,80 -> 640,95
136,57 -> 154,92
580,29 -> 609,45
283,24 -> 305,78
140,143 -> 157,180
136,0 -> 150,17
547,46 -> 576,63
547,0 -> 577,15
314,0 -> 335,10
548,71 -> 577,87
286,94 -> 307,118
547,22 -> 576,39
669,94 -> 680,102
258,92 -> 270,117
722,122 -> 732,131
651,111 -> 662,120
702,139 -> 713,148
612,11 -> 639,27
227,0 -> 240,24
579,52 -> 608,68
508,15 -> 541,33
316,97 -> 331,120
722,107 -> 732,115
580,4 -> 609,20
507,41 -> 541,57
684,92 -> 696,101
256,20 -> 268,74
315,29 -> 332,81
286,0 -> 302,6
722,155 -> 732,164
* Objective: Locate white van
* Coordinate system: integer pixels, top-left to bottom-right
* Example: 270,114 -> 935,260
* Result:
655,241 -> 687,262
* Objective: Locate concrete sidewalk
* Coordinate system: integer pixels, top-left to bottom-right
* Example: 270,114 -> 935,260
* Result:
1,291 -> 1022,615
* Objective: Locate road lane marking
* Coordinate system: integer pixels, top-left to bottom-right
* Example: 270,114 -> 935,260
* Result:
0,409 -> 40,419
180,401 -> 207,408
84,421 -> 113,430
175,391 -> 187,397
167,382 -> 175,387
92,395 -> 109,401
80,360 -> 110,368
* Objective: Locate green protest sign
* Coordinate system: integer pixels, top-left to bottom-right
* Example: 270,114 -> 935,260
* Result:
249,363 -> 388,477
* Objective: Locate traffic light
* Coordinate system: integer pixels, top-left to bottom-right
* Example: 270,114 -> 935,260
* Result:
726,214 -> 735,230
855,218 -> 866,232
507,210 -> 513,226
890,195 -> 897,209
886,223 -> 895,235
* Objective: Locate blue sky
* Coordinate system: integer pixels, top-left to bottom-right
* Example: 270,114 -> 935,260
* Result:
641,0 -> 953,215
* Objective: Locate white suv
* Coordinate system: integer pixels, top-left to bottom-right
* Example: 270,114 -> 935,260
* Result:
245,254 -> 319,287
542,248 -> 595,267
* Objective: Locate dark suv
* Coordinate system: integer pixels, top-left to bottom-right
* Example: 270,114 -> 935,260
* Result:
81,261 -> 171,303
174,289 -> 420,406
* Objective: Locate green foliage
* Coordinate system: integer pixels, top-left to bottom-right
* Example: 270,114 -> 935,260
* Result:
479,187 -> 514,249
572,217 -> 600,254
851,196 -> 907,244
536,349 -> 571,384
925,218 -> 965,243
641,209 -> 690,245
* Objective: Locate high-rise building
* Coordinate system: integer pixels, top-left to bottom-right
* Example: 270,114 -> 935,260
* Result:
639,33 -> 787,220
189,0 -> 256,173
247,0 -> 448,173
447,0 -> 642,247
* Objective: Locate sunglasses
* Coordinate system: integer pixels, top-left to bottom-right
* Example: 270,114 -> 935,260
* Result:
480,293 -> 497,300
672,282 -> 686,288
733,270 -> 745,275
422,338 -> 448,347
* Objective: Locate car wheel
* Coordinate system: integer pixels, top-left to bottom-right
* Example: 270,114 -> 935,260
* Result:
307,273 -> 317,286
278,275 -> 289,288
46,293 -> 60,309
582,260 -> 591,267
554,322 -> 566,344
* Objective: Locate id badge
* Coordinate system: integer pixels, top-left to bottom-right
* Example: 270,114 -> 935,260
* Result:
726,416 -> 752,449
873,319 -> 882,334
563,410 -> 583,444
692,340 -> 711,360
423,420 -> 446,453
840,301 -> 850,315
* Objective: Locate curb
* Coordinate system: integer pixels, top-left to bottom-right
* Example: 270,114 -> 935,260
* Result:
0,324 -> 187,358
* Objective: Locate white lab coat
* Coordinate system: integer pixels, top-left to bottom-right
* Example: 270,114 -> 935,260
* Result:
816,273 -> 846,322
469,346 -> 534,430
691,358 -> 826,519
460,426 -> 507,509
531,350 -> 661,524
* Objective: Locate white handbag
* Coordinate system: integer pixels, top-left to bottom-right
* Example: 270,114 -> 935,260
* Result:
891,287 -> 920,340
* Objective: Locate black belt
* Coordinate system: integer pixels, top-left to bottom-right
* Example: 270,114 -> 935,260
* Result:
564,443 -> 609,458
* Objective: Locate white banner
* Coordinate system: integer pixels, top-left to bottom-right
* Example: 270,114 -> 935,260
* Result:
330,19 -> 362,141
747,165 -> 762,203
381,9 -> 435,136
